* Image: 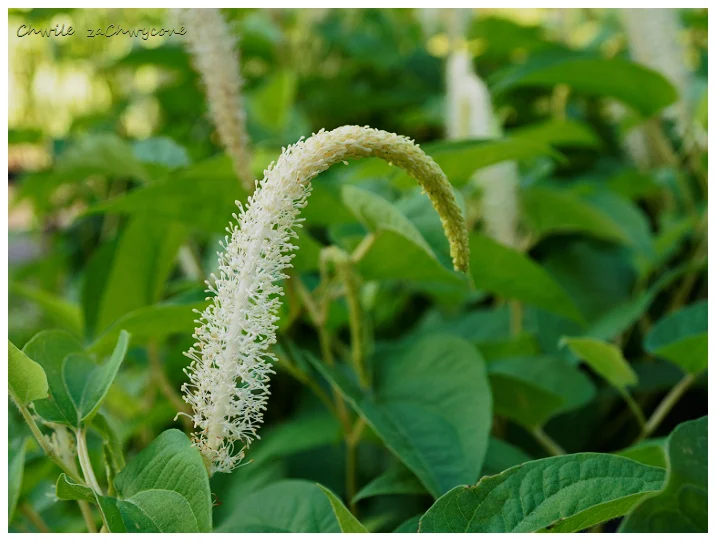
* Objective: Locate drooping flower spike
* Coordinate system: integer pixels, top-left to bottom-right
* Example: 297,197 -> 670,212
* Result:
179,8 -> 253,190
182,125 -> 470,474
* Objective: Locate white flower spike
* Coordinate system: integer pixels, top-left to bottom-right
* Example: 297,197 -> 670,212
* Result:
182,125 -> 469,474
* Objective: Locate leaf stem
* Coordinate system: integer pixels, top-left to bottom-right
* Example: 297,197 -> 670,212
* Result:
323,246 -> 371,388
532,426 -> 566,456
509,300 -> 523,337
639,373 -> 695,442
346,418 -> 366,515
77,501 -> 98,533
20,502 -> 50,533
621,390 -> 646,429
76,428 -> 103,495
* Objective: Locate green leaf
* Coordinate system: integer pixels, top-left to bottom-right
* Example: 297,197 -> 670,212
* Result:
22,330 -> 129,426
8,340 -> 49,405
404,138 -> 559,186
249,411 -> 342,465
509,119 -> 601,148
620,417 -> 707,533
562,337 -> 638,391
522,186 -> 631,246
114,429 -> 212,533
132,137 -> 190,170
89,301 -> 207,355
482,437 -> 533,476
615,439 -> 667,469
56,473 -> 96,502
393,515 -> 420,533
419,453 -> 666,533
56,133 -> 149,182
494,54 -> 677,117
85,155 -> 247,234
318,484 -> 369,533
9,281 -> 83,337
23,330 -> 85,424
488,356 -> 596,429
218,479 -> 340,533
250,70 -> 297,133
118,490 -> 201,533
351,138 -> 558,188
56,474 -> 127,532
645,302 -> 707,374
8,438 -> 27,522
308,334 -> 492,497
73,331 -> 130,422
353,462 -> 427,503
82,215 -> 187,339
583,264 -> 689,341
488,372 -> 564,429
357,229 -> 464,286
341,184 -> 435,257
92,412 -> 126,471
469,233 -> 583,323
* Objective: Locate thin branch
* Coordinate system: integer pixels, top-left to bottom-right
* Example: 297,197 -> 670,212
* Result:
639,373 -> 696,442
532,426 -> 566,456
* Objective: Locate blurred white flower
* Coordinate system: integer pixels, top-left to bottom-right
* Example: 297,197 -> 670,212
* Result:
622,8 -> 691,129
446,49 -> 520,249
179,8 -> 253,190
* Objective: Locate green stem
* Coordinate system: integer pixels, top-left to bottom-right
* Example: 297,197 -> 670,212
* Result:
639,373 -> 695,442
346,418 -> 366,515
509,300 -> 523,337
532,426 -> 566,456
350,233 -> 376,263
326,246 -> 370,388
77,501 -> 98,533
20,502 -> 50,533
76,428 -> 102,495
10,394 -> 84,484
621,390 -> 646,429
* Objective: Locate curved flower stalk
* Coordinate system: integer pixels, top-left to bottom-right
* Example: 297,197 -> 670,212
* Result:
179,8 -> 253,190
182,125 -> 469,474
446,49 -> 520,249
